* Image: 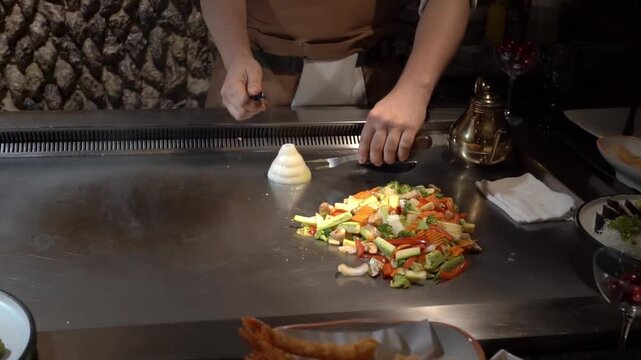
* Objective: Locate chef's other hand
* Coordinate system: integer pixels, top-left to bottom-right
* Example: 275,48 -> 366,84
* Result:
220,55 -> 266,121
358,87 -> 428,166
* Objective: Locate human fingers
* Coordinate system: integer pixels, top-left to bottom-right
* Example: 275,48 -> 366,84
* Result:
358,121 -> 375,164
245,63 -> 263,97
221,76 -> 249,110
222,98 -> 245,121
369,130 -> 388,166
222,82 -> 265,121
397,127 -> 418,161
383,128 -> 402,164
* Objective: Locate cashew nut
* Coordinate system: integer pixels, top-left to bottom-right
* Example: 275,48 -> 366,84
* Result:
337,263 -> 369,277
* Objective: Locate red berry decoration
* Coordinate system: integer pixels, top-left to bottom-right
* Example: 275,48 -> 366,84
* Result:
627,286 -> 641,304
608,278 -> 625,301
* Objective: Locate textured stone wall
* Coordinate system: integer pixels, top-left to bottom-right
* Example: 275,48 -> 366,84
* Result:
0,0 -> 215,111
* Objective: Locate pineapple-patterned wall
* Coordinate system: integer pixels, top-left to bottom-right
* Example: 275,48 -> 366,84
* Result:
0,0 -> 216,110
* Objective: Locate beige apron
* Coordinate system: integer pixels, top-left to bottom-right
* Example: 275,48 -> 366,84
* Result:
290,54 -> 367,107
204,0 -> 402,109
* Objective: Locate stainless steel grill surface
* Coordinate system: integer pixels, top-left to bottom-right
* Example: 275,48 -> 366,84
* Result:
0,109 -> 628,359
1,144 -> 592,323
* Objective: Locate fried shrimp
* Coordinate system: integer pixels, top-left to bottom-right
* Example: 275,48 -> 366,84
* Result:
239,320 -> 294,360
240,317 -> 379,360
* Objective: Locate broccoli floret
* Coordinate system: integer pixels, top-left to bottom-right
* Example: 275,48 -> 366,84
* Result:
415,185 -> 431,197
377,223 -> 394,239
314,228 -> 332,242
390,274 -> 411,289
397,230 -> 415,238
425,215 -> 438,225
403,201 -> 415,213
410,262 -> 424,273
387,181 -> 414,194
416,219 -> 430,230
387,181 -> 400,192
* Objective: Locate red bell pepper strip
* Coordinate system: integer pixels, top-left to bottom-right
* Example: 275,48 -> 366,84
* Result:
403,256 -> 417,269
330,209 -> 347,216
355,240 -> 365,258
382,263 -> 393,278
417,254 -> 426,266
439,260 -> 468,281
388,238 -> 428,246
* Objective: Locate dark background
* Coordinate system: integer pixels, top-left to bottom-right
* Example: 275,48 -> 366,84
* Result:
0,0 -> 639,112
430,0 -> 641,111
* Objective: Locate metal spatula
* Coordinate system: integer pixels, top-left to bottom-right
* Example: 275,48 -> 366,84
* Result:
306,132 -> 432,170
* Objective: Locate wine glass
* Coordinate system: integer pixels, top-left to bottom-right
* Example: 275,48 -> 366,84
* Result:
495,39 -> 539,126
593,247 -> 641,352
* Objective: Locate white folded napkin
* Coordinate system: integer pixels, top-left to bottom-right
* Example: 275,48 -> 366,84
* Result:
476,173 -> 575,223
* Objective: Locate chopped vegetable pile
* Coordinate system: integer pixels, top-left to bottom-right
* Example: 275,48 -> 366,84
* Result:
293,181 -> 482,289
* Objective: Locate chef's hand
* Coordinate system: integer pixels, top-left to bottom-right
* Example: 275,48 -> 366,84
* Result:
220,55 -> 267,121
358,85 -> 429,166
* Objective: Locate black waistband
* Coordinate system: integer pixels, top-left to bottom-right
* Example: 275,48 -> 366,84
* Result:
251,48 -> 305,75
251,39 -> 396,75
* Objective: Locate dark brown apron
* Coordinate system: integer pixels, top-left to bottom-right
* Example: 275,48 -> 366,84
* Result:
205,0 -> 406,108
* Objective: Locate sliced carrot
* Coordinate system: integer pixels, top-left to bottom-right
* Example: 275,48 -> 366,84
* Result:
425,231 -> 444,243
353,190 -> 373,199
413,230 -> 440,245
419,211 -> 445,220
457,239 -> 482,253
450,245 -> 464,257
351,205 -> 376,224
445,198 -> 455,211
414,230 -> 429,238
433,226 -> 453,241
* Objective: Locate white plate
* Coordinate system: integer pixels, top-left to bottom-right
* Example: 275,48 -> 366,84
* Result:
564,107 -> 641,138
596,136 -> 641,192
490,349 -> 524,360
0,290 -> 36,360
277,319 -> 485,360
575,194 -> 641,261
